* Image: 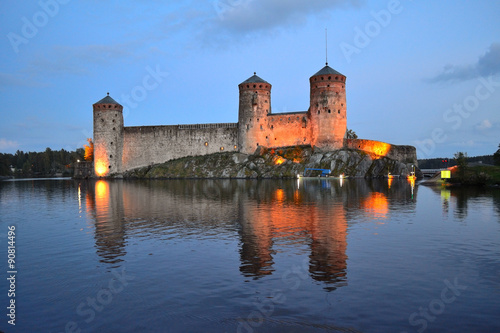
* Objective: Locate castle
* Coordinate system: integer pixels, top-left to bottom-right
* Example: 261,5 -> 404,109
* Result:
91,63 -> 416,177
92,63 -> 348,177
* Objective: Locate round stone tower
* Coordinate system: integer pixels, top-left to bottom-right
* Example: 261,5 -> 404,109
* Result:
93,93 -> 124,177
308,64 -> 347,150
238,73 -> 272,154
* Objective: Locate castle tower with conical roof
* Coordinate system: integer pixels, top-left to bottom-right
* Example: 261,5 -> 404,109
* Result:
93,93 -> 124,177
308,64 -> 347,150
238,73 -> 272,154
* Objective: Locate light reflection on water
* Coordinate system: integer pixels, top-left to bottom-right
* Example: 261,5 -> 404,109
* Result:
0,179 -> 499,333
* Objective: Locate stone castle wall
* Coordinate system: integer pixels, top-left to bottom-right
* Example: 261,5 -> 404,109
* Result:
122,123 -> 238,171
239,111 -> 311,151
345,139 -> 418,166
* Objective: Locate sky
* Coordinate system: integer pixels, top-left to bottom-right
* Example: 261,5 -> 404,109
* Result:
1,0 -> 499,159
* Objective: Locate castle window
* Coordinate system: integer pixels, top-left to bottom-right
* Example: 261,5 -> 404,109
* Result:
234,145 -> 237,149
335,76 -> 338,80
247,85 -> 249,88
113,127 -> 116,131
253,85 -> 256,88
110,155 -> 113,158
317,110 -> 320,114
247,125 -> 250,130
101,119 -> 104,122
259,85 -> 262,88
112,119 -> 115,123
257,143 -> 259,146
328,76 -> 331,80
321,77 -> 324,80
260,125 -> 263,130
220,147 -> 224,151
271,125 -> 274,129
338,110 -> 340,114
314,78 -> 317,81
341,103 -> 344,106
111,142 -> 113,145
204,142 -> 208,146
109,166 -> 111,169
328,110 -> 331,113
327,84 -> 330,87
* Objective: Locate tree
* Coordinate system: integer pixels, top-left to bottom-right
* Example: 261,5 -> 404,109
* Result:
454,151 -> 468,181
84,138 -> 94,161
346,129 -> 358,139
494,144 -> 500,166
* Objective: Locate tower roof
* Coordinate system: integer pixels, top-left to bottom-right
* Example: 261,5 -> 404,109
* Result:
312,65 -> 344,77
240,72 -> 269,85
94,93 -> 120,105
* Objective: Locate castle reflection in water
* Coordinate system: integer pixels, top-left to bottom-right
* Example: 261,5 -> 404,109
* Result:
81,178 -> 418,291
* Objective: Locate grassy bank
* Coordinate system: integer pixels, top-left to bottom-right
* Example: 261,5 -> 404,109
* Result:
448,165 -> 500,186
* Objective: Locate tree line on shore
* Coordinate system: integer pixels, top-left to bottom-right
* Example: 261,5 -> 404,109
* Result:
0,148 -> 84,177
418,144 -> 500,169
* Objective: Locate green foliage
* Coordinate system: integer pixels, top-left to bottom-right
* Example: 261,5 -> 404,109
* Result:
494,144 -> 500,166
454,151 -> 468,181
418,155 -> 495,169
0,148 -> 84,177
346,129 -> 358,139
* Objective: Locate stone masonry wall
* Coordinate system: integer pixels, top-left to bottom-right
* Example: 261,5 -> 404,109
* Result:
345,139 -> 418,166
122,123 -> 238,171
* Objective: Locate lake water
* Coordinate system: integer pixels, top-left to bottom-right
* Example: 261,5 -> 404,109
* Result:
0,178 -> 499,333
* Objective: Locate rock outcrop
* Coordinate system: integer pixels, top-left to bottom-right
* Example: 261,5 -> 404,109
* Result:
121,146 -> 421,179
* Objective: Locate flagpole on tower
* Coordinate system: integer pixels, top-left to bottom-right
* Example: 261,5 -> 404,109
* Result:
325,28 -> 328,66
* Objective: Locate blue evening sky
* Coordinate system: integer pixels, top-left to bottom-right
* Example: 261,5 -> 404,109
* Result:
1,0 -> 499,159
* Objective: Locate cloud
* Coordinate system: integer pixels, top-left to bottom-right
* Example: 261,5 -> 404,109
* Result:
25,44 -> 133,76
428,43 -> 500,82
0,139 -> 19,151
213,0 -> 361,33
0,72 -> 47,88
476,119 -> 492,131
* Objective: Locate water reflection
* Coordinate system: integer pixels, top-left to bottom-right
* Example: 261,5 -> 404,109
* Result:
81,179 -> 418,290
83,181 -> 126,267
427,185 -> 500,220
